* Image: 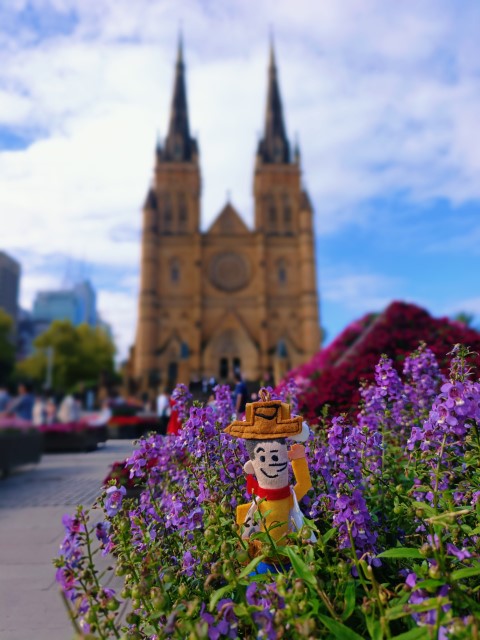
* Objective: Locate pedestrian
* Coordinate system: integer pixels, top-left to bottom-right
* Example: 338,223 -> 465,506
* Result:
156,386 -> 171,434
0,385 -> 10,412
5,382 -> 35,421
57,392 -> 81,423
233,371 -> 249,417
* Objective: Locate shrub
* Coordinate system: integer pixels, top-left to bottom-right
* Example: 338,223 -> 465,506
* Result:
54,354 -> 480,639
294,301 -> 480,419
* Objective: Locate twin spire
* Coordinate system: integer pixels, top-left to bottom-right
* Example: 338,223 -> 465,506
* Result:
159,35 -> 198,162
257,42 -> 290,164
158,37 -> 292,165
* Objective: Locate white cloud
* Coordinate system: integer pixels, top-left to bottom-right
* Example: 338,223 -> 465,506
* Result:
322,269 -> 404,315
1,0 -> 480,357
97,282 -> 138,362
445,297 -> 480,319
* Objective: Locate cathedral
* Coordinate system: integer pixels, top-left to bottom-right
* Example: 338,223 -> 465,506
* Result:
133,40 -> 321,389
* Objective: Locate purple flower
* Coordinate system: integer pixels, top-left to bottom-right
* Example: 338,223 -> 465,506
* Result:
171,384 -> 192,422
213,385 -> 235,429
55,566 -> 77,600
200,598 -> 238,639
181,549 -> 198,577
104,485 -> 126,517
446,543 -> 471,561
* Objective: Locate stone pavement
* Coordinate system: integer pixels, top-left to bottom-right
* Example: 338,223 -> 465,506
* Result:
0,440 -> 135,640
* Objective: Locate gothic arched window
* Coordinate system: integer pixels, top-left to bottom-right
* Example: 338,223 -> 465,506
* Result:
277,258 -> 287,285
178,193 -> 187,231
164,193 -> 172,233
266,195 -> 276,230
283,195 -> 292,232
170,258 -> 180,284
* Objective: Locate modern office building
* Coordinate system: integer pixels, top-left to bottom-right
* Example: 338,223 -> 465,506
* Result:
0,251 -> 21,329
32,280 -> 97,327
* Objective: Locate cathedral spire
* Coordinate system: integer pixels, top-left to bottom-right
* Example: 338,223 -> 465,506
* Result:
257,39 -> 290,164
162,33 -> 197,162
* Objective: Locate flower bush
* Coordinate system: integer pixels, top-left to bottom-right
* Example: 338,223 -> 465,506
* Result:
55,352 -> 480,639
294,301 -> 480,419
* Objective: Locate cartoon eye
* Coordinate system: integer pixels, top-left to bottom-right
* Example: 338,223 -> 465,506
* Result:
260,456 -> 266,463
272,455 -> 278,462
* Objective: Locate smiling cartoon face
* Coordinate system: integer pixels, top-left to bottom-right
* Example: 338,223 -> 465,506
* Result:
249,439 -> 289,489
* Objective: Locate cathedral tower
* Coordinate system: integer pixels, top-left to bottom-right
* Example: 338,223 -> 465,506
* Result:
135,38 -> 201,388
254,43 -> 321,381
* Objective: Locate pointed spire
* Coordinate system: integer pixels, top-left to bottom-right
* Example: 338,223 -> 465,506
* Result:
257,38 -> 290,164
161,33 -> 197,162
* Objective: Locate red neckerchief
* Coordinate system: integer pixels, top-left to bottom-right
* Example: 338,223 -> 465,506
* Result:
246,474 -> 291,500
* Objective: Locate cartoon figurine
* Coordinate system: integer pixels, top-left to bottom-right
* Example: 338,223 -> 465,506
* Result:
224,390 -> 313,567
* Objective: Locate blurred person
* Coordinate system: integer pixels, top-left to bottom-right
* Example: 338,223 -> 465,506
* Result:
233,371 -> 248,417
0,385 -> 10,412
207,393 -> 215,407
5,382 -> 35,421
156,386 -> 171,433
208,375 -> 216,393
32,389 -> 47,425
85,386 -> 96,411
166,395 -> 181,435
58,392 -> 81,423
45,390 -> 57,424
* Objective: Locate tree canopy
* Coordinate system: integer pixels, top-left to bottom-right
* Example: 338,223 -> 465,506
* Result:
17,320 -> 116,392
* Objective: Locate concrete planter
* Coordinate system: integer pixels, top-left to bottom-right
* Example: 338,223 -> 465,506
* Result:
42,429 -> 98,453
0,429 -> 43,477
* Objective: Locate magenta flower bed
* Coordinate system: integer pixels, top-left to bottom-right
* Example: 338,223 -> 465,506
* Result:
293,301 -> 480,420
40,422 -> 99,453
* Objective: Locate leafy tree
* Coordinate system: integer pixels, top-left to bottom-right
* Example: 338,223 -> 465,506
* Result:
453,311 -> 478,329
0,309 -> 15,385
16,320 -> 116,392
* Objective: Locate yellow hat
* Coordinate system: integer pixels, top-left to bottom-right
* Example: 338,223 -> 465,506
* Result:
224,397 -> 302,440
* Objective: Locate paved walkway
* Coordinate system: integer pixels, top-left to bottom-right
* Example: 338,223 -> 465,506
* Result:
0,440 -> 135,640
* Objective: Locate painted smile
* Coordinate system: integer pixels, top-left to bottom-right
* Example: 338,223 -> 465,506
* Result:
260,469 -> 280,478
260,462 -> 287,478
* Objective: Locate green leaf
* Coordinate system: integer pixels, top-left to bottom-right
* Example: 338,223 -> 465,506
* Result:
341,581 -> 356,621
209,584 -> 234,611
451,564 -> 480,581
377,548 -> 423,559
391,627 -> 431,639
322,527 -> 337,544
280,546 -> 317,588
237,556 -> 263,580
411,501 -> 436,517
317,614 -> 365,640
365,615 -> 382,640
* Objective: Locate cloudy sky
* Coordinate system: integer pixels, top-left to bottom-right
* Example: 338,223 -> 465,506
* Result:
1,0 -> 479,359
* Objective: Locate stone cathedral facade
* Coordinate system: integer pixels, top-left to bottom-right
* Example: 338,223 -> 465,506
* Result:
133,41 -> 321,389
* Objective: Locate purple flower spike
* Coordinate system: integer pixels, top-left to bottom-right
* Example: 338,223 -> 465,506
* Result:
104,485 -> 126,517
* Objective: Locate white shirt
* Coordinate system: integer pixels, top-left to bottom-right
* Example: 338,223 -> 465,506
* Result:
156,393 -> 170,417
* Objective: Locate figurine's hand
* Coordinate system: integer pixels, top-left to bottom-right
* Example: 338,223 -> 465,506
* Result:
288,443 -> 306,460
242,515 -> 260,540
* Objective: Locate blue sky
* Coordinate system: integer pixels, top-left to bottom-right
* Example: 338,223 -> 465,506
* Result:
0,0 -> 479,358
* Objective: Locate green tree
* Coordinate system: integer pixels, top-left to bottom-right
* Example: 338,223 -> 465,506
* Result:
0,309 -> 15,385
16,320 -> 116,392
453,311 -> 477,329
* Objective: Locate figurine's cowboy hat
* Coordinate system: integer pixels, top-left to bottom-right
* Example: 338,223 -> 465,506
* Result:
224,390 -> 305,440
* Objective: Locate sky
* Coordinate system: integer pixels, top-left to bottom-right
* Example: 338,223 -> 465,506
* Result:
0,0 -> 479,359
